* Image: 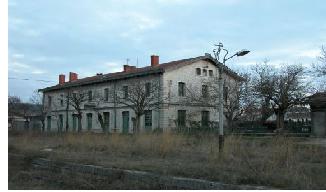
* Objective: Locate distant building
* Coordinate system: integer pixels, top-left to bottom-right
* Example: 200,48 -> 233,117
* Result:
308,92 -> 326,137
266,106 -> 311,123
39,54 -> 243,133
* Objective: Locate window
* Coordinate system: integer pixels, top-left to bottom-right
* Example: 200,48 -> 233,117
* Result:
88,90 -> 92,102
48,96 -> 52,107
87,113 -> 92,130
72,92 -> 77,99
178,82 -> 185,96
203,69 -> 207,76
60,94 -> 64,107
209,70 -> 213,77
202,85 -> 209,98
223,86 -> 228,102
145,82 -> 151,97
104,88 -> 109,101
196,68 -> 201,75
177,110 -> 186,127
123,86 -> 128,99
201,111 -> 210,128
144,110 -> 152,131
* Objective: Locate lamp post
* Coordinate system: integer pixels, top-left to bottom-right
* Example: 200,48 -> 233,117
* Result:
213,43 -> 249,153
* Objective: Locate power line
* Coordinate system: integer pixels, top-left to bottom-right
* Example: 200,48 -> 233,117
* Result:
8,77 -> 55,83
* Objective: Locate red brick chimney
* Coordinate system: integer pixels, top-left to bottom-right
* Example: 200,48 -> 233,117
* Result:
123,65 -> 136,72
69,72 -> 78,82
151,55 -> 159,67
59,74 -> 65,85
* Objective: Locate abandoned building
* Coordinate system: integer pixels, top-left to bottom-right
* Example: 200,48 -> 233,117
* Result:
39,54 -> 243,133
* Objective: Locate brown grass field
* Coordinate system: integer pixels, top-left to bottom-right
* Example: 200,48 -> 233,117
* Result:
8,131 -> 326,189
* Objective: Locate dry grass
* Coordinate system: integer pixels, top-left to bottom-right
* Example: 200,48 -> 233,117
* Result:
8,131 -> 326,189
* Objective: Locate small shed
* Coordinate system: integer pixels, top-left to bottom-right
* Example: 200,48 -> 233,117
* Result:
308,92 -> 326,137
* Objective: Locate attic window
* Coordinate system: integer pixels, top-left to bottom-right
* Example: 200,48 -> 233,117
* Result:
209,70 -> 213,77
203,69 -> 207,76
196,68 -> 201,75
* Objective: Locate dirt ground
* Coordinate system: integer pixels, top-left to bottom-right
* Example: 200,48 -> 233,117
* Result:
8,132 -> 326,189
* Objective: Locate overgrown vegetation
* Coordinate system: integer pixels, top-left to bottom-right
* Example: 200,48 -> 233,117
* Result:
8,131 -> 326,189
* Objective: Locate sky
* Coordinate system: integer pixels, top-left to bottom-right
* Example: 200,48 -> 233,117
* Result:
8,0 -> 326,101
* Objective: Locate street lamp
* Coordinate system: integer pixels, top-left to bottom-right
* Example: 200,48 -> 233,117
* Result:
213,43 -> 249,153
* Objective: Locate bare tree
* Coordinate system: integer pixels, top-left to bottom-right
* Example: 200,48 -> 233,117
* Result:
314,46 -> 326,77
30,90 -> 47,132
252,62 -> 306,131
115,79 -> 161,133
66,90 -> 88,132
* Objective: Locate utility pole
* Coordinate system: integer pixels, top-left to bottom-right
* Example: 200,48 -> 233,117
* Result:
213,43 -> 250,153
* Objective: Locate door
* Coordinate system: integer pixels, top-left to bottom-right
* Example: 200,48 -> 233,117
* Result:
122,111 -> 129,134
201,111 -> 210,128
87,113 -> 92,131
47,116 -> 51,131
144,110 -> 152,132
72,114 -> 77,132
103,112 -> 110,132
59,114 -> 63,132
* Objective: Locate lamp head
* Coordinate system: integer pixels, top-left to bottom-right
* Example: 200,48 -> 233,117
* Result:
236,49 -> 250,57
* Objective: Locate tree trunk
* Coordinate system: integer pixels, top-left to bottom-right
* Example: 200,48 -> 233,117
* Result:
135,115 -> 141,134
276,111 -> 285,130
97,113 -> 105,132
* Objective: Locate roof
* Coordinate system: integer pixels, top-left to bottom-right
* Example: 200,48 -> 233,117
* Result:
39,54 -> 244,93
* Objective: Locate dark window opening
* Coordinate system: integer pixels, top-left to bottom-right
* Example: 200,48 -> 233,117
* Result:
209,70 -> 213,77
196,68 -> 201,75
88,90 -> 92,102
145,82 -> 151,97
202,111 -> 210,128
87,113 -> 92,130
223,86 -> 228,102
104,88 -> 109,101
123,86 -> 128,99
178,110 -> 186,127
203,69 -> 207,76
178,82 -> 185,97
202,85 -> 209,98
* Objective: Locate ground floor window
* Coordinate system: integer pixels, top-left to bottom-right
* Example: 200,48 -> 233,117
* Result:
177,110 -> 186,127
87,113 -> 92,130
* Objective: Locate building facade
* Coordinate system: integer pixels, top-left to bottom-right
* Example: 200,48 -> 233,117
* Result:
39,54 -> 243,133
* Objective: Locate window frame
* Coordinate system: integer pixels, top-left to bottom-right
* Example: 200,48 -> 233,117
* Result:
196,68 -> 201,75
178,82 -> 185,97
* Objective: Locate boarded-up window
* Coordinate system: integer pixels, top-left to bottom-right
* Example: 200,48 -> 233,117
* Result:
196,68 -> 201,75
178,82 -> 185,96
178,110 -> 186,127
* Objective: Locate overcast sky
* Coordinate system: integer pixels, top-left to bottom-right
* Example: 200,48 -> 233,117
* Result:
8,0 -> 326,101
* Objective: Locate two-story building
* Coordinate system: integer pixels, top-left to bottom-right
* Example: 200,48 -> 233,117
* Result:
39,53 -> 243,133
